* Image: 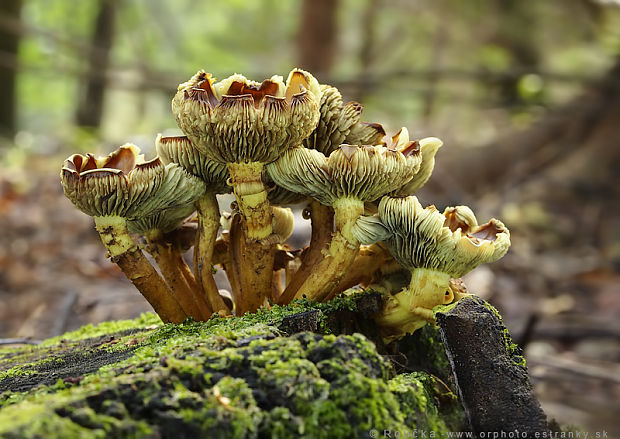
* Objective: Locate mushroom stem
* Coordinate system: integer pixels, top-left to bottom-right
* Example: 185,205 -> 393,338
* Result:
277,200 -> 334,305
293,198 -> 364,302
325,243 -> 393,300
145,230 -> 212,321
93,216 -> 186,324
227,162 -> 275,314
238,225 -> 275,315
226,215 -> 244,308
375,268 -> 452,341
227,162 -> 272,240
194,193 -> 230,314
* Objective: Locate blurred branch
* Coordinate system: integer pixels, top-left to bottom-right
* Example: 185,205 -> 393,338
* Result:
0,44 -> 597,94
528,355 -> 620,384
0,338 -> 41,346
439,58 -> 620,197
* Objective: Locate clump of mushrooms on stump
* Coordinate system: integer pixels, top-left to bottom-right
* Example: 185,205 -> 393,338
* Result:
60,67 -> 511,341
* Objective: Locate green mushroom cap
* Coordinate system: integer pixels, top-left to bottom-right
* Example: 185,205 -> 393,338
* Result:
303,84 -> 385,156
61,144 -> 205,220
267,134 -> 422,206
156,134 -> 230,194
353,195 -> 511,278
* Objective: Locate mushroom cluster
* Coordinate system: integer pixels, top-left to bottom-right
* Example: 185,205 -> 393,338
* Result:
60,68 -> 511,340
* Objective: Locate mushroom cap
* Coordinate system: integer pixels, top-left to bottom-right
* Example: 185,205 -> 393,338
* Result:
442,205 -> 478,233
354,195 -> 511,278
301,83 -> 386,155
393,136 -> 443,196
345,122 -> 386,146
268,83 -> 379,205
61,144 -> 205,219
171,68 -> 322,164
303,85 -> 361,155
127,203 -> 197,235
265,177 -> 307,206
270,206 -> 295,244
267,134 -> 422,206
156,134 -> 230,194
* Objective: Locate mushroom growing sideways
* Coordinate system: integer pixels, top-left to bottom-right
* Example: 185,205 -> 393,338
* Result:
61,144 -> 205,323
353,195 -> 511,341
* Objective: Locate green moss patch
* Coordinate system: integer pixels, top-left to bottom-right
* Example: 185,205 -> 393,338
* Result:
0,294 -> 465,438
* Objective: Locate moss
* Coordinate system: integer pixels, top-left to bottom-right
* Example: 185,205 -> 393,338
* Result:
41,313 -> 162,346
480,300 -> 527,367
0,299 -> 465,438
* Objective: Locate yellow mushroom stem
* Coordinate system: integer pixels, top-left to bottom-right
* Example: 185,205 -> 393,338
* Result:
145,229 -> 212,321
226,216 -> 244,308
293,197 -> 364,302
277,200 -> 334,305
226,162 -> 275,314
375,268 -> 454,342
325,243 -> 393,301
271,270 -> 284,302
226,214 -> 272,315
194,193 -> 230,314
93,216 -> 186,324
227,162 -> 272,240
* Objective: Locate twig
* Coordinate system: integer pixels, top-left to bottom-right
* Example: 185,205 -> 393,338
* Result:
50,291 -> 79,337
527,355 -> 620,385
0,338 -> 42,346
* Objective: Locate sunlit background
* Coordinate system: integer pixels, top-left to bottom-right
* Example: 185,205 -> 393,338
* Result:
1,0 -> 619,434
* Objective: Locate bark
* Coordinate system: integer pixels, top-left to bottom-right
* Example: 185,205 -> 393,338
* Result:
75,0 -> 117,129
436,296 -> 549,434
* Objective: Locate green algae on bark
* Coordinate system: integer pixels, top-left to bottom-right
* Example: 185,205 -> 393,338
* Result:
0,296 -> 465,438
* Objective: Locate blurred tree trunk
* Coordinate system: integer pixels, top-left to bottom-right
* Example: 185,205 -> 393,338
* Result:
297,0 -> 339,78
350,0 -> 380,102
0,0 -> 21,139
75,0 -> 117,130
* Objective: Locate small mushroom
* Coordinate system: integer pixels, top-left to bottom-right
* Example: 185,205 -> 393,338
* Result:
276,85 -> 386,302
303,84 -> 384,156
267,206 -> 295,300
60,145 -> 191,323
267,134 -> 423,302
352,195 -> 511,341
393,136 -> 443,196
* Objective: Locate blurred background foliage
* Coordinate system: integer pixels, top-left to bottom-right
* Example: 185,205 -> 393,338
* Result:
1,0 -> 619,434
2,0 -> 619,149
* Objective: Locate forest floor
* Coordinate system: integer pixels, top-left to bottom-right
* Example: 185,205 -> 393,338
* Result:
0,154 -> 618,435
